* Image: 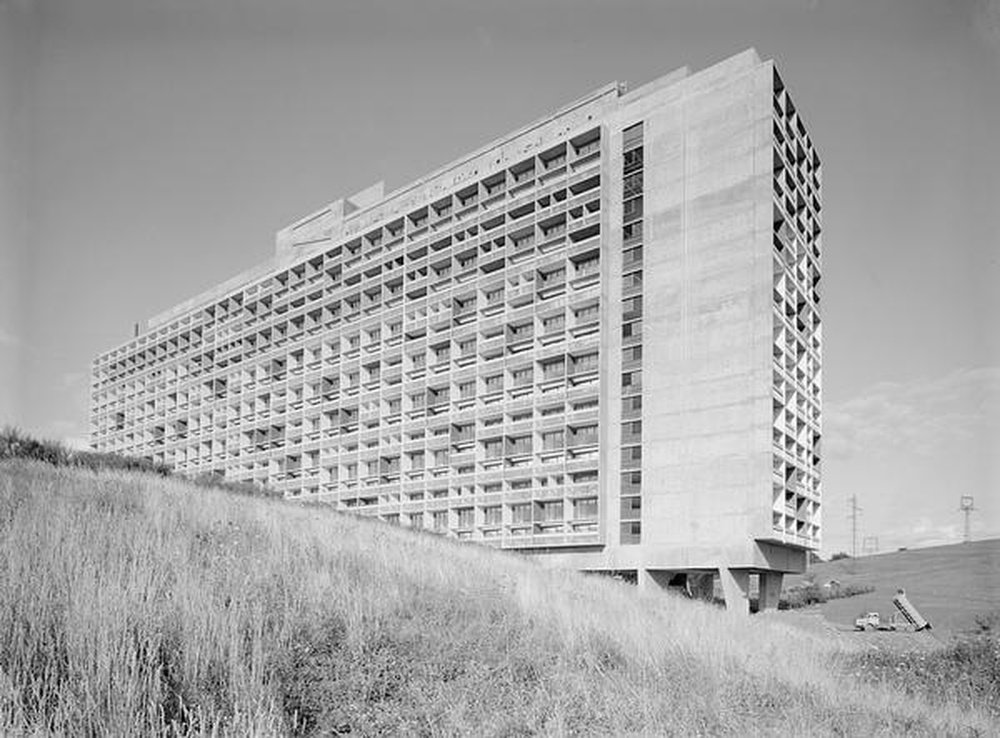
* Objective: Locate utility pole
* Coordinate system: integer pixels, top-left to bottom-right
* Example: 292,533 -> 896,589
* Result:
848,494 -> 862,558
960,496 -> 975,543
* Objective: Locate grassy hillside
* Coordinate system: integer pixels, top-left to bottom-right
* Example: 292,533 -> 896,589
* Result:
1,461 -> 996,736
788,541 -> 1000,635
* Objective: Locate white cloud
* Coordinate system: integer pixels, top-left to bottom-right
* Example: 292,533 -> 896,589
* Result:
825,366 -> 1000,459
0,328 -> 18,347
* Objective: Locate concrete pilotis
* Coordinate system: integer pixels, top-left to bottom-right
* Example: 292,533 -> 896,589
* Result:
759,571 -> 784,612
718,568 -> 751,616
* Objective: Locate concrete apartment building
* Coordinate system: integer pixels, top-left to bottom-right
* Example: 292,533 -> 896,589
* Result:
91,49 -> 822,611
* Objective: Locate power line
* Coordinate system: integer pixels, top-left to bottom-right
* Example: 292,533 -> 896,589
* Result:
960,496 -> 975,543
848,494 -> 862,558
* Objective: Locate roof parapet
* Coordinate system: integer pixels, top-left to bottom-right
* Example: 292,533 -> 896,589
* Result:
274,181 -> 385,258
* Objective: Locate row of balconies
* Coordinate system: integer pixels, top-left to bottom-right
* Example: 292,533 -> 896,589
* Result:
93,323 -> 602,406
95,392 -> 602,444
94,327 -> 601,397
95,266 -> 604,388
94,194 -> 604,381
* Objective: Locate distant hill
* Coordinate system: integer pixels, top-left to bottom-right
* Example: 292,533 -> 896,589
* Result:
789,540 -> 1000,635
1,459 -> 997,735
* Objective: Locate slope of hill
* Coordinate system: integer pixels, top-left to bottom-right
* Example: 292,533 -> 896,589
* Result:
0,460 -> 996,736
788,540 -> 1000,635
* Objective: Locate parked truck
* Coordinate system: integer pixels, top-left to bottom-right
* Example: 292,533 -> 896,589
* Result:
854,589 -> 931,632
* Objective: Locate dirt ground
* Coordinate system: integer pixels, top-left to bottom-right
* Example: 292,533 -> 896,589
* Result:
759,606 -> 948,653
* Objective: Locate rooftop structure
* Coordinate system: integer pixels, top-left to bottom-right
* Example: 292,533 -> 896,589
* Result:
91,49 -> 823,611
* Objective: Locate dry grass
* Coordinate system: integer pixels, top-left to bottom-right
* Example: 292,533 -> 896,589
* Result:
1,460 -> 996,736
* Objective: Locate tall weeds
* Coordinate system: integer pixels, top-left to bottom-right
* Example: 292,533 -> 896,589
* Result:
0,459 -> 995,736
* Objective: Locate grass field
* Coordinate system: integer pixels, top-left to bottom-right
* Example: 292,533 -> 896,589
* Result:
1,460 -> 997,736
786,540 -> 1000,636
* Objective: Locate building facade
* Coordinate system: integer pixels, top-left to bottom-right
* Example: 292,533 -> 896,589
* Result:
91,49 -> 822,610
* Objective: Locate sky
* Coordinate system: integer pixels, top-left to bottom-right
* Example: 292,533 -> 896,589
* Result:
1,0 -> 997,555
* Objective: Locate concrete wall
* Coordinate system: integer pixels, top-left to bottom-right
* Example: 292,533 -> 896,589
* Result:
639,51 -> 775,569
528,51 -> 810,577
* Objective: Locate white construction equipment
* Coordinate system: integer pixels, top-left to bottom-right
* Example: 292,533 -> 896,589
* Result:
891,588 -> 931,631
853,589 -> 931,632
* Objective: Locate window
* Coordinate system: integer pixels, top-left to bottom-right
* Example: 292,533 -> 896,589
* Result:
542,220 -> 566,238
511,232 -> 534,250
574,304 -> 599,323
622,320 -> 642,340
573,497 -> 598,519
484,374 -> 504,393
540,358 -> 565,381
621,470 -> 641,494
571,352 -> 599,373
512,164 -> 535,183
511,367 -> 533,386
623,395 -> 642,413
622,296 -> 643,320
623,122 -> 644,150
575,255 -> 600,277
623,148 -> 644,174
623,172 -> 643,199
621,445 -> 642,464
539,500 -> 563,522
542,150 -> 566,170
620,521 -> 641,545
623,345 -> 643,363
620,496 -> 642,520
410,512 -> 424,529
433,199 -> 452,219
570,424 -> 598,446
541,430 -> 564,450
623,244 -> 643,266
509,322 -> 533,341
511,503 -> 532,524
458,381 -> 476,399
543,314 -> 565,332
507,435 -> 532,456
457,508 -> 474,528
622,420 -> 642,443
483,506 -> 502,525
483,438 -> 504,459
538,267 -> 565,286
432,511 -> 448,531
622,370 -> 642,391
623,198 -> 644,224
